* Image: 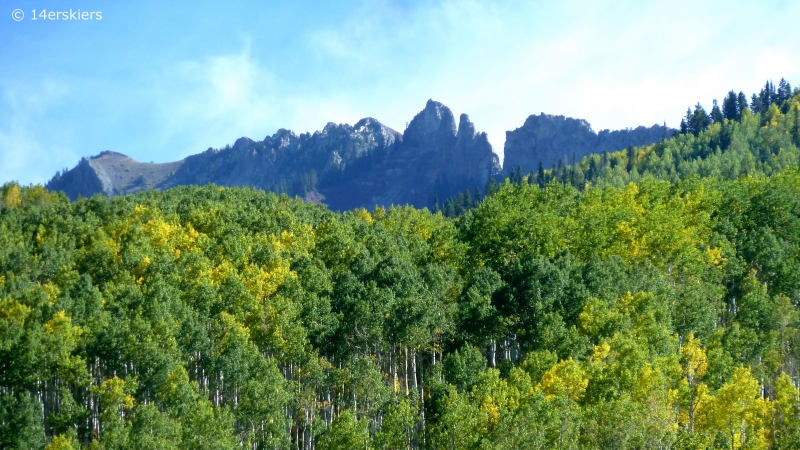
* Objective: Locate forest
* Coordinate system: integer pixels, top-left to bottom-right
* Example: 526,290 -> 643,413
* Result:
1,85 -> 800,449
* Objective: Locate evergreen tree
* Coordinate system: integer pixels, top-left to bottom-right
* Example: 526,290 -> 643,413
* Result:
778,78 -> 792,104
689,103 -> 711,136
537,161 -> 545,188
710,99 -> 724,124
626,146 -> 636,173
512,165 -> 524,185
722,90 -> 739,121
680,108 -> 692,134
485,176 -> 499,197
737,91 -> 750,117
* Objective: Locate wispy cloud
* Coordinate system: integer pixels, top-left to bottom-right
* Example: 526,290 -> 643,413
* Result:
0,80 -> 78,185
2,0 -> 798,183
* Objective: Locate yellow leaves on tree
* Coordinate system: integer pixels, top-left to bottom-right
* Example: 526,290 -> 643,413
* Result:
0,297 -> 32,351
773,373 -> 799,443
2,184 -> 21,209
43,311 -> 87,384
242,262 -> 292,302
680,334 -> 708,386
140,217 -> 200,258
697,367 -> 772,449
471,369 -> 519,433
43,311 -> 83,354
535,358 -> 588,402
92,376 -> 136,422
45,434 -> 78,450
352,208 -> 374,224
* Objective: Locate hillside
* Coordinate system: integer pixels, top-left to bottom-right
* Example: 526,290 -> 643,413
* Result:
2,85 -> 800,448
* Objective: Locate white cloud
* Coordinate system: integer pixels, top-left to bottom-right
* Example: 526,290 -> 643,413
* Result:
3,0 -> 799,184
301,0 -> 800,162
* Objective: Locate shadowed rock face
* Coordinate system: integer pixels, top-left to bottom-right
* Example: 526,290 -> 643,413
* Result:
46,100 -> 501,210
503,113 -> 676,175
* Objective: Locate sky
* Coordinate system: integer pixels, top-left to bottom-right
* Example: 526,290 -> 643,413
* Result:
1,0 -> 799,185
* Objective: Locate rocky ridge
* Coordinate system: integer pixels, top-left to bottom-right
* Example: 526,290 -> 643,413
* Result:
47,100 -> 501,210
503,113 -> 676,175
46,102 -> 676,210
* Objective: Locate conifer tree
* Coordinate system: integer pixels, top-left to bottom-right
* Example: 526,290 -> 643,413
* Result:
737,91 -> 749,117
710,99 -> 724,124
537,161 -> 545,188
689,103 -> 711,136
626,146 -> 636,173
778,78 -> 791,104
722,91 -> 739,121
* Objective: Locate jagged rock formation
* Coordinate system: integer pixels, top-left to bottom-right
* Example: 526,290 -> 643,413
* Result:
46,151 -> 183,200
503,113 -> 676,175
47,100 -> 501,210
336,100 -> 500,209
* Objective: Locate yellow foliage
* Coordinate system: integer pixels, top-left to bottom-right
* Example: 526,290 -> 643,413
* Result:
43,311 -> 84,356
697,367 -> 772,449
680,333 -> 708,381
3,185 -> 21,208
208,261 -> 237,286
353,208 -> 374,224
274,224 -> 314,258
765,103 -> 782,128
479,395 -> 500,430
0,297 -> 32,349
133,256 -> 151,282
46,434 -> 76,450
242,261 -> 292,301
95,376 -> 135,410
371,206 -> 387,222
141,218 -> 199,250
591,341 -> 611,362
774,372 -> 799,437
471,369 -> 519,432
706,247 -> 726,268
536,358 -> 588,401
42,282 -> 61,301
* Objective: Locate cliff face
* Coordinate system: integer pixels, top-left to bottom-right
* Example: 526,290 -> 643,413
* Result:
47,103 -> 674,210
503,113 -> 675,174
46,151 -> 184,199
334,100 -> 500,209
46,100 -> 501,210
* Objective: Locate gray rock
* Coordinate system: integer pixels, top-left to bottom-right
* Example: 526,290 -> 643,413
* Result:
503,113 -> 676,174
46,100 -> 501,211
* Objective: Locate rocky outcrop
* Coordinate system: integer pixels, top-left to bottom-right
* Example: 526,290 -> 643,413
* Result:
46,100 -> 501,210
335,100 -> 500,209
46,151 -> 183,199
503,113 -> 676,175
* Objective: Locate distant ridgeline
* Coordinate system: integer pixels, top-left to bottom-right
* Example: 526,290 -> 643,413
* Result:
46,100 -> 501,211
439,78 -> 800,216
47,100 -> 676,211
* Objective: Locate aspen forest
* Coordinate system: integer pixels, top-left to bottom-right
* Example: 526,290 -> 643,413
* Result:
3,87 -> 800,449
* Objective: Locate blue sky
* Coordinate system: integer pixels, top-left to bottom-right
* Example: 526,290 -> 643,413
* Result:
1,0 -> 798,185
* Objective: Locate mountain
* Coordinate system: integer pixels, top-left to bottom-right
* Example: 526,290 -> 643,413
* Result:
46,101 -> 675,210
503,113 -> 676,175
47,100 -> 501,210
